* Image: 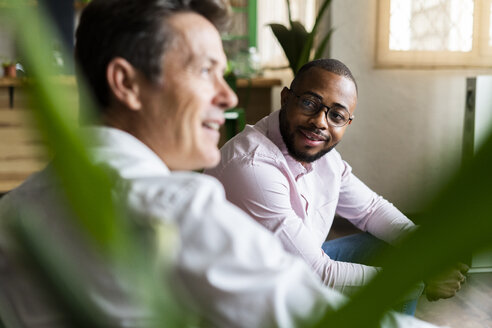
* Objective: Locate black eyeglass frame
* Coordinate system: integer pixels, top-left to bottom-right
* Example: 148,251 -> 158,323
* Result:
288,88 -> 354,127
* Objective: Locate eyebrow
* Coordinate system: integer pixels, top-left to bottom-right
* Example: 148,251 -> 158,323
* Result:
202,56 -> 227,73
209,58 -> 223,71
188,54 -> 218,67
302,91 -> 348,110
208,57 -> 219,65
303,91 -> 323,100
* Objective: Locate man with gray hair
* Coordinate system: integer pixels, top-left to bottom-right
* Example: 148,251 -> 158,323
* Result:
0,1 -> 439,327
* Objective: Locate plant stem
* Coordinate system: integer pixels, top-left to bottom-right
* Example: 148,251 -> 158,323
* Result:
285,0 -> 293,27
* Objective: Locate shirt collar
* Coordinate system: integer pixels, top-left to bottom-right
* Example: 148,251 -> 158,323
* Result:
266,110 -> 314,178
83,126 -> 171,177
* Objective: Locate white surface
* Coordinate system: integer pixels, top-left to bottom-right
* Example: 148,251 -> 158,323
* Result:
327,0 -> 492,213
474,76 -> 492,152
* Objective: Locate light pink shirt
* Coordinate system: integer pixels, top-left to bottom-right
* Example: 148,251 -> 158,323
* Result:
206,111 -> 415,293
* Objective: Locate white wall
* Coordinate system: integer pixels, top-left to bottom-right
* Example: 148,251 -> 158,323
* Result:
0,19 -> 15,65
328,0 -> 491,213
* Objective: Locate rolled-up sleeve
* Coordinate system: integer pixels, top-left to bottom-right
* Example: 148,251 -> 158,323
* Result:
336,159 -> 415,245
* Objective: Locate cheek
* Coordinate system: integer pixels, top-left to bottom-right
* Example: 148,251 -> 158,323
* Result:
181,103 -> 203,149
328,127 -> 346,144
161,90 -> 201,152
172,94 -> 216,159
160,77 -> 219,167
283,108 -> 300,130
289,110 -> 309,130
200,148 -> 221,169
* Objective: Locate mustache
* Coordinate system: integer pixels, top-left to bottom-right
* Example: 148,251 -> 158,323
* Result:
300,127 -> 330,141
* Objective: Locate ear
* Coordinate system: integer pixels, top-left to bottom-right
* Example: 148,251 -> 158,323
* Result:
106,57 -> 142,111
280,87 -> 290,108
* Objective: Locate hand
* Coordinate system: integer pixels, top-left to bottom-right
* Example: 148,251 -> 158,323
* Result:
424,262 -> 470,301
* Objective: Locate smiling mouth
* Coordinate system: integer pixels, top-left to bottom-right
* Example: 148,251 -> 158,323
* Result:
203,121 -> 220,131
300,129 -> 328,142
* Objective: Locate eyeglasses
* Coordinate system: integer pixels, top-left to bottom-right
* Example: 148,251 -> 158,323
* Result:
288,89 -> 353,127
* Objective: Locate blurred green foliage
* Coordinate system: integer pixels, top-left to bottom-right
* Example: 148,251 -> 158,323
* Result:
1,0 -> 492,327
2,1 -> 191,327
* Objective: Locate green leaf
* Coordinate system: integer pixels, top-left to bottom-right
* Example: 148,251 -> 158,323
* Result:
296,31 -> 314,73
11,4 -> 120,255
268,23 -> 299,73
314,28 -> 335,60
290,20 -> 308,36
291,21 -> 310,70
4,1 -> 191,326
295,0 -> 333,73
311,0 -> 333,37
285,0 -> 293,27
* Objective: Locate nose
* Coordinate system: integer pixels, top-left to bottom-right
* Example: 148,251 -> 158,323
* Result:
308,108 -> 329,130
214,76 -> 238,111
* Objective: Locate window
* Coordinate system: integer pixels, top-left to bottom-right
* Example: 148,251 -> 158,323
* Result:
376,0 -> 492,68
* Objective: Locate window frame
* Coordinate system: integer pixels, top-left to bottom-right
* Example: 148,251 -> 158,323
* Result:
375,0 -> 492,69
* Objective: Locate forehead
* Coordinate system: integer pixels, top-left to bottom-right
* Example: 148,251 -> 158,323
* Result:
164,12 -> 227,68
296,67 -> 357,97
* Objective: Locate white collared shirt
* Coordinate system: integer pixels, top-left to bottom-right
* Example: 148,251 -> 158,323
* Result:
0,126 -> 437,328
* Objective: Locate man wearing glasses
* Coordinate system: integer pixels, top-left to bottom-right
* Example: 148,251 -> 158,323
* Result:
205,59 -> 467,314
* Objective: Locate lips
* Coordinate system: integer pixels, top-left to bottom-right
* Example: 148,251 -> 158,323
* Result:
299,129 -> 328,142
202,115 -> 225,131
203,121 -> 220,131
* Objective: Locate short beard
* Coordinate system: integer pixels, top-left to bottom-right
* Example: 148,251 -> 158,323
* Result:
279,108 -> 337,163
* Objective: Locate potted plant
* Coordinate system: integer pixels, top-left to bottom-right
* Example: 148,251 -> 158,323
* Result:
268,0 -> 334,75
1,57 -> 18,78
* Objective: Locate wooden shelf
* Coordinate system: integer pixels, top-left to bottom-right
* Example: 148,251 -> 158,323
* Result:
0,76 -> 76,87
0,76 -> 281,98
237,77 -> 281,88
1,76 -> 280,89
0,77 -> 25,87
0,76 -> 77,108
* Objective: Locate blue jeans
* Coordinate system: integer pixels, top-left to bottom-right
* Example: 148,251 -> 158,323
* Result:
322,233 -> 423,316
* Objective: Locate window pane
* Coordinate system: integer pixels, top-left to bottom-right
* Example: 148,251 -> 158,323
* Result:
389,0 -> 474,52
